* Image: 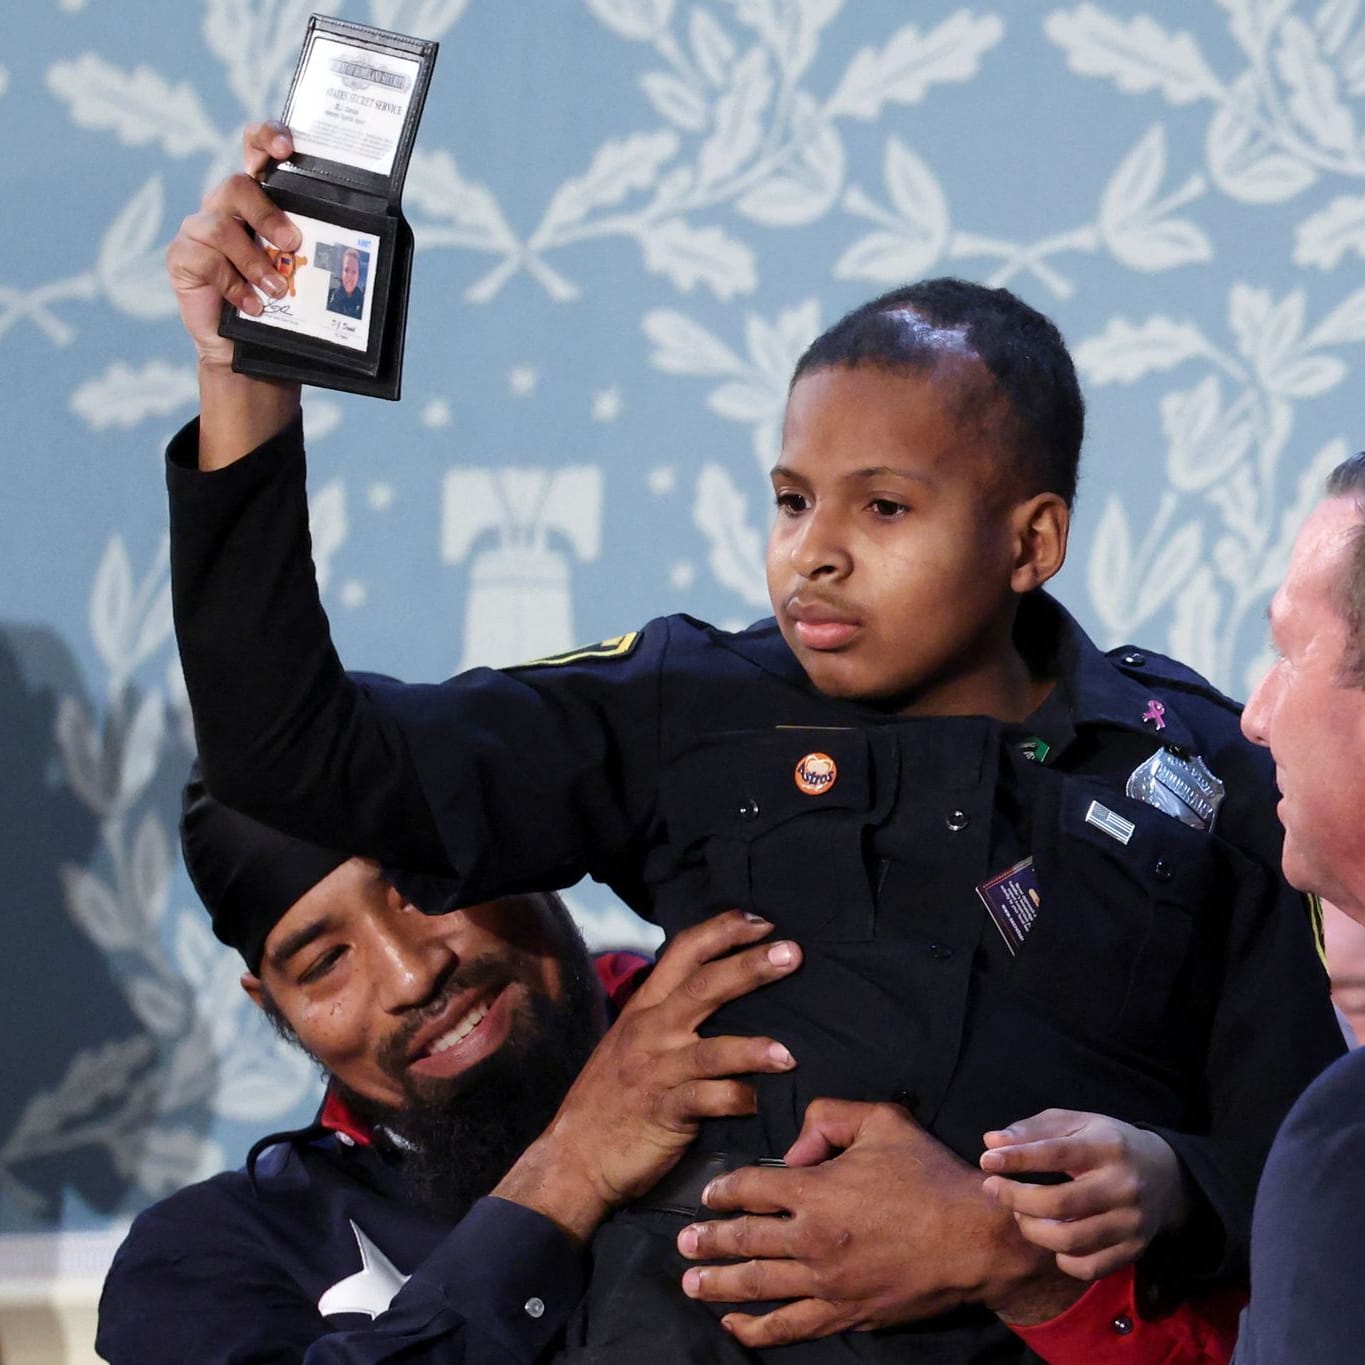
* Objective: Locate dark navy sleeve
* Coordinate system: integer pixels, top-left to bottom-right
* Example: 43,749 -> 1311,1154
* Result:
1140,736 -> 1345,1283
1232,1049 -> 1365,1363
96,1195 -> 584,1364
167,417 -> 662,903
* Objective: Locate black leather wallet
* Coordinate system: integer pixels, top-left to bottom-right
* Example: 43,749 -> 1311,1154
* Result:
219,15 -> 437,401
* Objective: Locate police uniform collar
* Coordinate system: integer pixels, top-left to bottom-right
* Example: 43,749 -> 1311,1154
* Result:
708,616 -> 825,691
1022,591 -> 1200,755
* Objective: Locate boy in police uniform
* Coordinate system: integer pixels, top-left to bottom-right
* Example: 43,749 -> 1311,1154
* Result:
162,125 -> 1343,1362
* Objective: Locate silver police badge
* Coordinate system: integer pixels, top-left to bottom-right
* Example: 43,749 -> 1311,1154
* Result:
1125,749 -> 1225,831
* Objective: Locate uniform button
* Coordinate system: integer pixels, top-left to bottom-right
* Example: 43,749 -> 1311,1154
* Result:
335,1132 -> 355,1147
945,809 -> 969,832
524,1296 -> 546,1319
1153,858 -> 1172,882
738,798 -> 760,821
928,942 -> 953,960
1122,651 -> 1146,667
1111,1314 -> 1133,1335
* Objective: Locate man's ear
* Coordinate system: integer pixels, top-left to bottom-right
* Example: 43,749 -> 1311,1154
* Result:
1009,492 -> 1070,593
241,971 -> 266,1012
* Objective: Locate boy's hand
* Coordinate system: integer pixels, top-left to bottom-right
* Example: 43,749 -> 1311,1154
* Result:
980,1109 -> 1191,1281
492,910 -> 801,1246
673,1098 -> 1080,1347
164,120 -> 302,467
166,122 -> 298,368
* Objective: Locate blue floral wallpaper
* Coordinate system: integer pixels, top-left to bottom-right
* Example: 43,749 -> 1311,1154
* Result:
3,0 -> 1363,1263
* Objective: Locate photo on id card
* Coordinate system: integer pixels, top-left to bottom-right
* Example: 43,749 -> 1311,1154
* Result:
236,211 -> 381,355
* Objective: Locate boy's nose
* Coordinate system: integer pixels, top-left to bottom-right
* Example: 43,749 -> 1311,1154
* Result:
790,516 -> 851,579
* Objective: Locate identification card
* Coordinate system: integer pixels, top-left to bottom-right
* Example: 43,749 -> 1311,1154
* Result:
287,33 -> 424,177
976,857 -> 1041,956
240,212 -> 381,353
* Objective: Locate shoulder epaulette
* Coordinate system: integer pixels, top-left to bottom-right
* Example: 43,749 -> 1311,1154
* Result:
1108,645 -> 1245,716
508,631 -> 642,669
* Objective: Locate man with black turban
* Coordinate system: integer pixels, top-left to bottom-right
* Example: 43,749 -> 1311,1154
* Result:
95,768 -> 803,1363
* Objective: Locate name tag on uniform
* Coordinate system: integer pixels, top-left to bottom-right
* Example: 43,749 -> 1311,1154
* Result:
1126,749 -> 1225,831
976,857 -> 1041,956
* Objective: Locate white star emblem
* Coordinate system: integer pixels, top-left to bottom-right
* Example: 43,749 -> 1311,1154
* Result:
317,1221 -> 411,1320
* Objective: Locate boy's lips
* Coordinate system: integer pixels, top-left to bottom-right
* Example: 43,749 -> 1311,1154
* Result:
406,982 -> 515,1080
786,599 -> 860,651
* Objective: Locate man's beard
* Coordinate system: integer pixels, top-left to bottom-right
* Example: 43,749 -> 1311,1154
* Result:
331,952 -> 602,1224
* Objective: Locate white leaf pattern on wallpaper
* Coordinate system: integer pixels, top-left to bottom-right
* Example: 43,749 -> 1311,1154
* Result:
1074,316 -> 1211,383
839,119 -> 1217,297
642,71 -> 710,131
70,361 -> 199,430
1275,15 -> 1357,151
61,866 -> 136,954
735,93 -> 845,226
1295,192 -> 1365,263
647,298 -> 820,473
1045,6 -> 1222,104
836,137 -> 949,281
46,54 -> 222,155
1098,126 -> 1212,271
693,463 -> 769,607
1050,0 -> 1365,217
539,133 -> 681,237
1208,73 -> 1321,202
827,12 -> 1004,118
131,811 -> 172,929
586,0 -> 676,42
642,309 -> 746,374
205,0 -> 334,116
697,48 -> 773,187
96,177 -> 178,319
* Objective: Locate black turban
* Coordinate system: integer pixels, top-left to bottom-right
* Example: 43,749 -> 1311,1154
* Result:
180,765 -> 349,974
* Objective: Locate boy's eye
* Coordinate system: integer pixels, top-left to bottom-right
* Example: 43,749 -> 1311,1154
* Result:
298,945 -> 346,985
774,490 -> 808,514
868,498 -> 907,517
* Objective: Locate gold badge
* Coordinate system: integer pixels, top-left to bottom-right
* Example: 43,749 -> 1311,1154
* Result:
794,752 -> 837,795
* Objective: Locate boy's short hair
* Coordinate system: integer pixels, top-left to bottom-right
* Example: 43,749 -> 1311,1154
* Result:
791,278 -> 1083,508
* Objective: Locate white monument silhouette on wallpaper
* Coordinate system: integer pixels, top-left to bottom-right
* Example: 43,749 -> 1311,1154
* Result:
442,466 -> 603,670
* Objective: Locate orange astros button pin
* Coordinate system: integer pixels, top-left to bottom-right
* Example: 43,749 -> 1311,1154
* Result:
794,752 -> 837,795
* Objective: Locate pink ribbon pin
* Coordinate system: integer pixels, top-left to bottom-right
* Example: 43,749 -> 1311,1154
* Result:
1142,699 -> 1166,730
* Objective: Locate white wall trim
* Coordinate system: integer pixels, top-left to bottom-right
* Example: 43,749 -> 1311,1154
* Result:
0,1229 -> 127,1304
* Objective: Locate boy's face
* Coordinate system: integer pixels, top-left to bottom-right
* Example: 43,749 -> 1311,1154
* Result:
767,359 -> 1035,714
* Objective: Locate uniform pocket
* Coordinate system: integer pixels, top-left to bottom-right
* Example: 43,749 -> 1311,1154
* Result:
660,727 -> 884,938
1009,770 -> 1218,1061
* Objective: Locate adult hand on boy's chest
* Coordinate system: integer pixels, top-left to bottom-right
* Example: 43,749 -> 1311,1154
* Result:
674,1098 -> 1083,1348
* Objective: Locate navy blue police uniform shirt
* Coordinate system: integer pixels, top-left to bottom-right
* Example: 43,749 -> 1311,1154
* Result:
168,414 -> 1344,1301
